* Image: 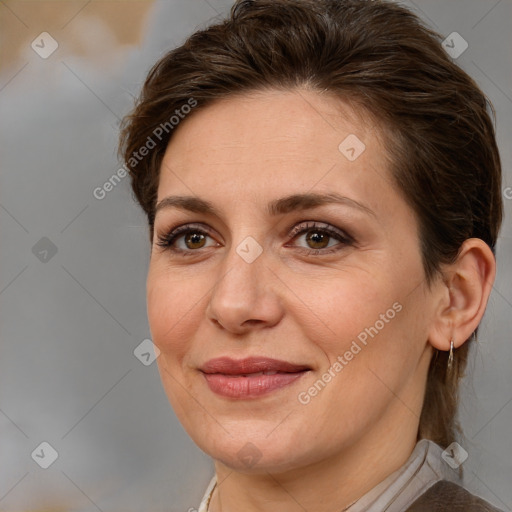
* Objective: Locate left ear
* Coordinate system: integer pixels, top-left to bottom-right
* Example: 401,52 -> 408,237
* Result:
428,238 -> 496,352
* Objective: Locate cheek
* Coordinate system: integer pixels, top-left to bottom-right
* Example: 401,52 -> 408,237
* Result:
288,268 -> 400,353
146,269 -> 206,359
287,264 -> 422,411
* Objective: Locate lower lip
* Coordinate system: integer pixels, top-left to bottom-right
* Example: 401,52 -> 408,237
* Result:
203,371 -> 307,398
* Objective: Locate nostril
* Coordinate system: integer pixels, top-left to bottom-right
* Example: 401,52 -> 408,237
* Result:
243,319 -> 263,326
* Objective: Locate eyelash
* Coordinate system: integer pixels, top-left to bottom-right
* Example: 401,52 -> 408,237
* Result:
155,221 -> 354,256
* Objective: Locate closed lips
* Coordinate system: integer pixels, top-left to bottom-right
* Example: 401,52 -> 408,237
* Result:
200,356 -> 311,375
200,357 -> 311,398
227,371 -> 282,377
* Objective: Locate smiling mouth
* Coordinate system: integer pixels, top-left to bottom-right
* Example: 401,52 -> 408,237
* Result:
200,356 -> 311,398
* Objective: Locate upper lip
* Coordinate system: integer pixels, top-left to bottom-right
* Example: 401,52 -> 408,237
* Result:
200,357 -> 311,375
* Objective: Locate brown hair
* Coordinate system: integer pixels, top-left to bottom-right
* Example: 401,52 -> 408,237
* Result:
119,0 -> 503,447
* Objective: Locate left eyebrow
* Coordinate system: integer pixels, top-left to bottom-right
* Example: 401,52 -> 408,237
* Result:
154,192 -> 376,218
267,192 -> 376,218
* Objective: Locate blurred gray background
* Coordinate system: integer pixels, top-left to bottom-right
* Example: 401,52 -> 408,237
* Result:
0,0 -> 511,511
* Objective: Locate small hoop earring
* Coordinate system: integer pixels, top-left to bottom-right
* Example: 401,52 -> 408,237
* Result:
447,339 -> 454,371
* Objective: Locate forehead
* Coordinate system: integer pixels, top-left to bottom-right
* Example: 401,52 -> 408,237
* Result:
157,89 -> 394,212
162,89 -> 379,158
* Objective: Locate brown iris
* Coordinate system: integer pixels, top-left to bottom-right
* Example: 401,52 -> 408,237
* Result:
306,231 -> 330,249
185,232 -> 207,249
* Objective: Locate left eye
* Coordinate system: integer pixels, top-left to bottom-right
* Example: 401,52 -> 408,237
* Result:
287,222 -> 352,253
294,230 -> 339,249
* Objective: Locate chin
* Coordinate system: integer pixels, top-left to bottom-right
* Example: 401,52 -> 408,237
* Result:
188,420 -> 321,474
209,442 -> 306,474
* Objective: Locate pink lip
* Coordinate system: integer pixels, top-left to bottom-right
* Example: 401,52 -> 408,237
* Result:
200,357 -> 310,399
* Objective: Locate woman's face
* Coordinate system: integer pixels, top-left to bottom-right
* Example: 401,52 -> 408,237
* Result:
147,89 -> 437,473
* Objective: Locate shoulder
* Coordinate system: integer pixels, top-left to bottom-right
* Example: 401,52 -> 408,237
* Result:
406,480 -> 504,512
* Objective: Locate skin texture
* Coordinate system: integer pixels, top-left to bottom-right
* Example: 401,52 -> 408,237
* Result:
146,89 -> 496,512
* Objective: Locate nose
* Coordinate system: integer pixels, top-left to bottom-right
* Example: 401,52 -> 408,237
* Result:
205,240 -> 284,335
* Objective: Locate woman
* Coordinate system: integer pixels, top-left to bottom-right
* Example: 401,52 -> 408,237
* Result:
119,0 -> 504,510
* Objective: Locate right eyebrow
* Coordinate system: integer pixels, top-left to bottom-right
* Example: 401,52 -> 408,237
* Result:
155,196 -> 220,217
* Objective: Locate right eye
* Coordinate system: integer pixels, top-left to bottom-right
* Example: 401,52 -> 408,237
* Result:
155,224 -> 220,254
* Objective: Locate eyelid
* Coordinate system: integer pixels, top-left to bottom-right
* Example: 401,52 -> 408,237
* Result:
286,221 -> 353,242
